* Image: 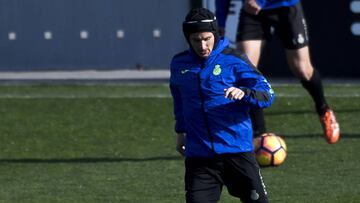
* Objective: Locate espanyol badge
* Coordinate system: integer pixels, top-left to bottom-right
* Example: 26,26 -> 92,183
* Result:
213,64 -> 221,76
297,33 -> 305,44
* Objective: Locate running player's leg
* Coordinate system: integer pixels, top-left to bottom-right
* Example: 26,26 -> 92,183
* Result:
279,2 -> 340,143
237,9 -> 269,136
286,47 -> 340,144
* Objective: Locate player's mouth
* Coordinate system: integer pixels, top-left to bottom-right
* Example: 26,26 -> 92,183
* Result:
200,50 -> 209,56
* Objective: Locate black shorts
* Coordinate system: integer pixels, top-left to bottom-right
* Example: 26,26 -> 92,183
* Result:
185,152 -> 268,203
237,2 -> 309,49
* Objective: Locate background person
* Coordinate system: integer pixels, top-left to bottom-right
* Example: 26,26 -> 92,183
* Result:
215,0 -> 340,144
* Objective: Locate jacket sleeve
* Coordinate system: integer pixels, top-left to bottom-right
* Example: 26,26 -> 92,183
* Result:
169,62 -> 186,134
215,0 -> 231,28
235,61 -> 275,108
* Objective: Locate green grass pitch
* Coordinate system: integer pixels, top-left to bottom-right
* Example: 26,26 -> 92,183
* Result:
0,83 -> 359,202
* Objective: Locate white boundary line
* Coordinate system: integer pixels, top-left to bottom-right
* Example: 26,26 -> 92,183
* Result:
0,82 -> 358,98
0,70 -> 171,80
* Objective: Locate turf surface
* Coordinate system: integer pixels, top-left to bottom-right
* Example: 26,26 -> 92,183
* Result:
0,84 -> 359,202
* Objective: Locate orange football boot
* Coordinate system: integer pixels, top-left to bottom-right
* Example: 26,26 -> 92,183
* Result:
320,109 -> 340,144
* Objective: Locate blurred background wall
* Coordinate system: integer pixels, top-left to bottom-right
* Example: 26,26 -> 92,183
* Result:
0,0 -> 359,78
0,0 -> 189,71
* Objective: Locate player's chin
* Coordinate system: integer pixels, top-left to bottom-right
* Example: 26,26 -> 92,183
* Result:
199,53 -> 210,58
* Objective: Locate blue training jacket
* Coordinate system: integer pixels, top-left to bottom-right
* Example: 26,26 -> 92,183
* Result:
170,38 -> 275,157
215,0 -> 300,28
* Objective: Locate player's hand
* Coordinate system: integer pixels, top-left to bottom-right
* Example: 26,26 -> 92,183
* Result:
244,0 -> 262,15
224,87 -> 245,100
176,133 -> 186,156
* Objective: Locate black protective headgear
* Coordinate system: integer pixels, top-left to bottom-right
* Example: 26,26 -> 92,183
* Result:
182,8 -> 219,44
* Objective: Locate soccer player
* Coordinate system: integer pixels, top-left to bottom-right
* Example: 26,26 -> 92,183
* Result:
170,8 -> 274,202
215,0 -> 340,144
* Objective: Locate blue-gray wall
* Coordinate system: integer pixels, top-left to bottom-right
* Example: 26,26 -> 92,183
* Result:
0,0 -> 359,78
0,0 -> 189,71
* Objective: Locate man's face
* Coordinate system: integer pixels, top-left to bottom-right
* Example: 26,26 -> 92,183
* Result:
189,32 -> 215,59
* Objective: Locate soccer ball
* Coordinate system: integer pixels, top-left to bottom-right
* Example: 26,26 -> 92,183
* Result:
253,133 -> 287,167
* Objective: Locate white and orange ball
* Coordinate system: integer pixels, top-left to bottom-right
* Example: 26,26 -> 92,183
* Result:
253,133 -> 287,167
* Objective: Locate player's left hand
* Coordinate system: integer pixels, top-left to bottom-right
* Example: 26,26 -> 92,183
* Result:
224,87 -> 245,100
